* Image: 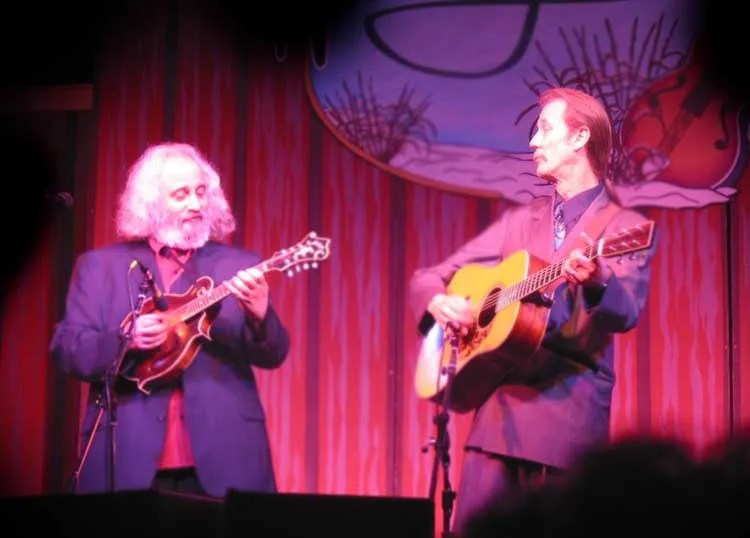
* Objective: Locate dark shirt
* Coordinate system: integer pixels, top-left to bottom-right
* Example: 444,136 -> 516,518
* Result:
553,183 -> 604,235
546,183 -> 606,357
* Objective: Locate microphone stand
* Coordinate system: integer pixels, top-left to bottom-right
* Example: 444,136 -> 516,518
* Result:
425,324 -> 461,538
67,276 -> 149,493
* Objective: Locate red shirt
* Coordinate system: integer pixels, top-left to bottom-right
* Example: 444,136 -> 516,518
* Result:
157,386 -> 195,468
153,243 -> 195,469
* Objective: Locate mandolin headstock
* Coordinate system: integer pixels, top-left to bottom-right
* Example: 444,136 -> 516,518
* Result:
263,231 -> 332,276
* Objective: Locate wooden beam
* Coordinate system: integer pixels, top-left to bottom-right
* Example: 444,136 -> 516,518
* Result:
0,84 -> 93,112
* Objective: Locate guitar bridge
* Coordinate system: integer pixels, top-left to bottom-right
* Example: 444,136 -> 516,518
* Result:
447,325 -> 487,359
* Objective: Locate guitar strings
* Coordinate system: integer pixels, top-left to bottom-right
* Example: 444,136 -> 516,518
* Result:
477,226 -> 649,314
164,236 -> 332,324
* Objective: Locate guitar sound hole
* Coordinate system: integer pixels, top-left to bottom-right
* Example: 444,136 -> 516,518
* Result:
477,288 -> 501,328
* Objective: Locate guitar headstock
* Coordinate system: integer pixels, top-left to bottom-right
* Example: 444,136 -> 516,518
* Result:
264,231 -> 332,276
598,220 -> 655,258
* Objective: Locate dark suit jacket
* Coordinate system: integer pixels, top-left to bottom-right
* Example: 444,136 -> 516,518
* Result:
409,190 -> 655,468
50,240 -> 290,496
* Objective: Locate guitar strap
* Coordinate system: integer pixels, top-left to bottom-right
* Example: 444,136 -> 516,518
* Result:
541,201 -> 623,373
553,201 -> 623,262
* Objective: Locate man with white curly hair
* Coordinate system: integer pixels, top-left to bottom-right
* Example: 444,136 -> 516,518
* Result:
51,142 -> 290,498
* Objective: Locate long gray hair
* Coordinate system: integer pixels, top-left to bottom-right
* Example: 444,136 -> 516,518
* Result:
115,142 -> 236,241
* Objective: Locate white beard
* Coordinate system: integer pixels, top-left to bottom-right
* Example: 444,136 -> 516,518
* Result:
154,214 -> 210,250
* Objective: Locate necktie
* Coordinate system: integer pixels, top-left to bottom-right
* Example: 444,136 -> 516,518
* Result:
553,203 -> 566,250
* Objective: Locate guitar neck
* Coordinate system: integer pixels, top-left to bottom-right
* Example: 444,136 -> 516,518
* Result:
498,243 -> 599,308
171,262 -> 268,323
141,230 -> 331,326
176,281 -> 234,321
503,218 -> 656,308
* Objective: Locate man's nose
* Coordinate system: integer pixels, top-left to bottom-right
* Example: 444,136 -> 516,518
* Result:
186,193 -> 201,210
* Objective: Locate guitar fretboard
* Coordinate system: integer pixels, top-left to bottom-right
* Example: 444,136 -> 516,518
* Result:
173,282 -> 233,322
493,255 -> 572,311
168,261 -> 272,323
163,239 -> 329,325
489,219 -> 653,312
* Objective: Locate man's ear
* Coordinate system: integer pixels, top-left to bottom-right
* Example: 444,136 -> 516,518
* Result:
572,126 -> 590,150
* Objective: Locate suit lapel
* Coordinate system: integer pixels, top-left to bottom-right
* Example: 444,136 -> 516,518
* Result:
526,197 -> 554,262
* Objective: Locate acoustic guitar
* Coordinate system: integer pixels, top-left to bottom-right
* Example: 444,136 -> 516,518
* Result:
414,221 -> 655,414
120,231 -> 331,395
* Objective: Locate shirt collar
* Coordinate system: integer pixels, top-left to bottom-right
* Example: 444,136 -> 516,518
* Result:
554,183 -> 604,230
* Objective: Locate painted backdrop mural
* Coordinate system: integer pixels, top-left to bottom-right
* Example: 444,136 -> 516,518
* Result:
308,0 -> 748,208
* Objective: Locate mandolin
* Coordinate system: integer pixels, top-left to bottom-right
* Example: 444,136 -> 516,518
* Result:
120,231 -> 331,395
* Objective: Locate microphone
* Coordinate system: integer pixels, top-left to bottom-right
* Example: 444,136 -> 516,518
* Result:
130,259 -> 169,311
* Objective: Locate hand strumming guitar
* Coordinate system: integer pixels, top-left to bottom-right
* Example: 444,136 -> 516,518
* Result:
224,267 -> 269,322
427,293 -> 476,336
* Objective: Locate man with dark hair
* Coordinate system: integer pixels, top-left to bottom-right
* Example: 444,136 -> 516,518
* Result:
409,87 -> 656,535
